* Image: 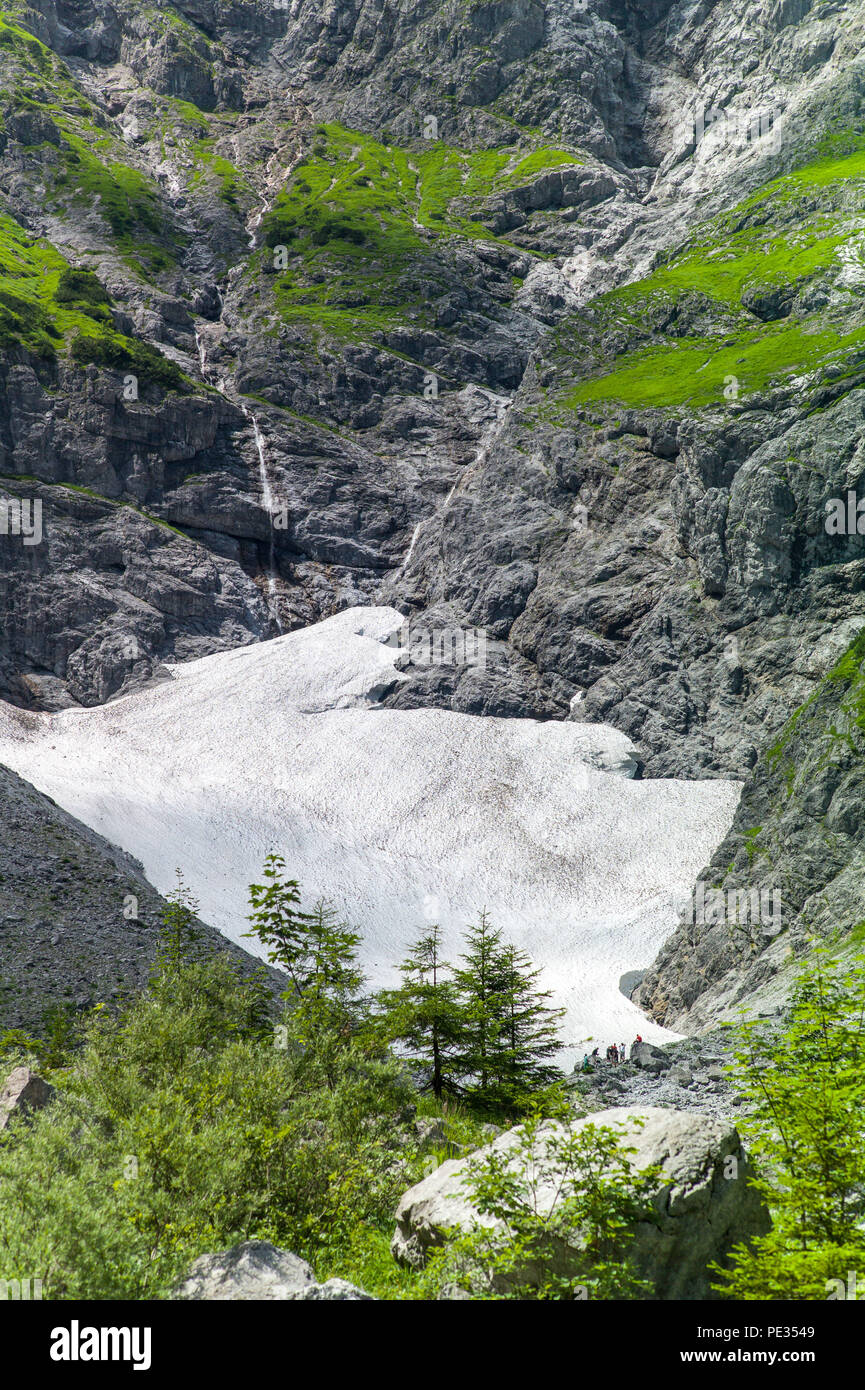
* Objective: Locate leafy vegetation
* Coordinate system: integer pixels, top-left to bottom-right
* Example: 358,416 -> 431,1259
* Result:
0,858 -> 639,1302
0,212 -> 186,386
0,879 -> 414,1300
421,1109 -> 658,1299
0,7 -> 180,277
70,329 -> 187,392
5,850 -> 865,1300
557,137 -> 865,411
376,913 -> 565,1114
714,948 -> 865,1299
259,122 -> 581,339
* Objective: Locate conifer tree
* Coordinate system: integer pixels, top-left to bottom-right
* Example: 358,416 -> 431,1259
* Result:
244,855 -> 361,1013
488,942 -> 564,1106
244,853 -> 313,996
377,923 -> 462,1098
714,947 -> 865,1299
452,909 -> 509,1095
153,871 -> 202,977
453,912 -> 564,1110
300,899 -> 363,1005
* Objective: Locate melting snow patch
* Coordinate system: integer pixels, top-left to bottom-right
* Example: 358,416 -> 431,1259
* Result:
0,607 -> 741,1065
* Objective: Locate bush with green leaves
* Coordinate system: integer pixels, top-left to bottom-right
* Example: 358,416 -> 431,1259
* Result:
713,947 -> 865,1300
0,887 -> 414,1300
70,329 -> 186,391
421,1109 -> 658,1300
0,863 -> 666,1302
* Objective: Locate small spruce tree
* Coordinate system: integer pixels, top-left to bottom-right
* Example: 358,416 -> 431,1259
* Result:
487,941 -> 564,1109
377,923 -> 462,1098
244,856 -> 365,1046
452,909 -> 509,1097
713,946 -> 865,1299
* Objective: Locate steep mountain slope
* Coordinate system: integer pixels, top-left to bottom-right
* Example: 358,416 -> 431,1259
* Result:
638,623 -> 865,1030
0,759 -> 280,1031
0,0 -> 864,1029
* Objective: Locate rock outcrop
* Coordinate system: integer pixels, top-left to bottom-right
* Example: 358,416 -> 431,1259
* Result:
0,1066 -> 54,1129
0,761 -> 283,1032
174,1241 -> 374,1301
392,1106 -> 770,1299
569,1036 -> 743,1119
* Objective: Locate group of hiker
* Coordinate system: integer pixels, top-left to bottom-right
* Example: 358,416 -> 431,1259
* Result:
579,1034 -> 643,1073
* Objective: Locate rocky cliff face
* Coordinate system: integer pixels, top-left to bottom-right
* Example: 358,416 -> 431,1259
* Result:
1,0 -> 864,1028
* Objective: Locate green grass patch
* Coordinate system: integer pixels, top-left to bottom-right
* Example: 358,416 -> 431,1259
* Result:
260,123 -> 581,340
556,138 -> 865,412
0,210 -> 186,387
0,16 -> 180,278
0,9 -> 52,74
564,320 -> 865,410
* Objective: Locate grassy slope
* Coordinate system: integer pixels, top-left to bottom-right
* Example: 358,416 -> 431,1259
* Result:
0,6 -> 186,277
0,213 -> 186,387
557,135 -> 865,412
259,122 -> 584,338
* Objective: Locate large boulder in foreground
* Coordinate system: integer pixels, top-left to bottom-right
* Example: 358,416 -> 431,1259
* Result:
392,1107 -> 770,1300
174,1241 -> 374,1301
0,1067 -> 54,1131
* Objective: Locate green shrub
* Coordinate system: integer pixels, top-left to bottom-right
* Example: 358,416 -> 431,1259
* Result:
713,948 -> 865,1300
70,331 -> 186,391
0,289 -> 59,358
421,1110 -> 658,1299
55,266 -> 111,307
0,924 -> 413,1299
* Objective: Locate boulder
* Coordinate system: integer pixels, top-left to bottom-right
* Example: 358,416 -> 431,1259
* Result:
415,1117 -> 447,1146
392,1107 -> 770,1299
0,1067 -> 54,1130
174,1241 -> 374,1301
630,1041 -> 672,1073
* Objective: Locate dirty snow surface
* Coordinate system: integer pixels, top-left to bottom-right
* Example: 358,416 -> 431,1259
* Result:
0,607 -> 741,1064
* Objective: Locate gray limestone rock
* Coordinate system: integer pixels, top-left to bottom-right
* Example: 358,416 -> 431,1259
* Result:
392,1107 -> 770,1299
174,1241 -> 374,1300
0,1067 -> 54,1130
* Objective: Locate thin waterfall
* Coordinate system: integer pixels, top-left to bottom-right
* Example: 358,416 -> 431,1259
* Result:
239,401 -> 283,632
195,329 -> 283,633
